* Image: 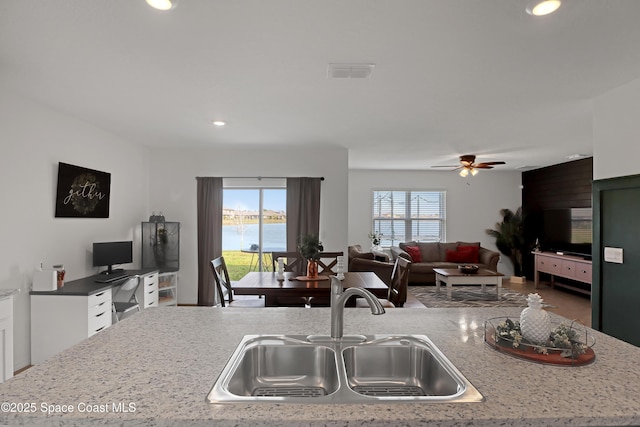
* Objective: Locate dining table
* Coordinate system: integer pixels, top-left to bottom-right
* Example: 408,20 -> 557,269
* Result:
232,271 -> 389,307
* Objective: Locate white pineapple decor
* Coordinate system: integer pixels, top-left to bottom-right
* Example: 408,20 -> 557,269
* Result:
520,293 -> 551,345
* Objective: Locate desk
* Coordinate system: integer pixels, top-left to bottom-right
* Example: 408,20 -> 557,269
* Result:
233,272 -> 388,307
30,269 -> 158,364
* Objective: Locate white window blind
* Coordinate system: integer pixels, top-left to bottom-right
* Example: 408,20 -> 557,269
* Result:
372,190 -> 446,247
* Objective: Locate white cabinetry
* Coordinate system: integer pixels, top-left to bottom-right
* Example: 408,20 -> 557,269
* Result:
31,289 -> 112,364
0,294 -> 14,382
136,271 -> 159,309
158,271 -> 178,306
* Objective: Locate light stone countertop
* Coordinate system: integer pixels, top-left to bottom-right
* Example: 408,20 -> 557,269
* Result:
2,306 -> 640,426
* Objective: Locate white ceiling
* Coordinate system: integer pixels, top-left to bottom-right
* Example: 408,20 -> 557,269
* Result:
2,1 -> 640,170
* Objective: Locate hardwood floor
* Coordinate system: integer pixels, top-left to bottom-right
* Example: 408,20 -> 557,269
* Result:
503,278 -> 592,327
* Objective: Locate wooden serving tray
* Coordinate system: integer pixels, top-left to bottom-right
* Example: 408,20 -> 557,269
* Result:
292,275 -> 330,281
484,325 -> 595,366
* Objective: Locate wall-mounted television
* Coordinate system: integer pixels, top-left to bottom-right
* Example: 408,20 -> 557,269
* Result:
93,241 -> 133,274
542,208 -> 592,259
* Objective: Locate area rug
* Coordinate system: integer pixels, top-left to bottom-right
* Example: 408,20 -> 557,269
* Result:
409,285 -> 529,308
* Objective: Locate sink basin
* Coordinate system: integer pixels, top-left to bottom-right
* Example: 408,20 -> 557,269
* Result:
207,334 -> 483,404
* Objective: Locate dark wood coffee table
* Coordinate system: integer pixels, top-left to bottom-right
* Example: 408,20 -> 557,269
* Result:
433,268 -> 504,300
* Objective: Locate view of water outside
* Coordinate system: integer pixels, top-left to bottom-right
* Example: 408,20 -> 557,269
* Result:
222,188 -> 286,279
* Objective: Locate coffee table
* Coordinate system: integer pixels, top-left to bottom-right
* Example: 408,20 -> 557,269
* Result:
433,268 -> 504,300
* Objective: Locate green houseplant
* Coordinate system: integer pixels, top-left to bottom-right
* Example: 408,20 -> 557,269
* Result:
298,234 -> 324,278
486,207 -> 525,279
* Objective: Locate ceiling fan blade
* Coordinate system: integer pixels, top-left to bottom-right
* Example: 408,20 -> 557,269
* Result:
473,164 -> 494,169
476,161 -> 506,166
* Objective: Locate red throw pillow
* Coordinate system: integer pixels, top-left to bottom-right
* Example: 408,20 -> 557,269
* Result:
445,249 -> 465,263
457,245 -> 479,263
404,245 -> 422,263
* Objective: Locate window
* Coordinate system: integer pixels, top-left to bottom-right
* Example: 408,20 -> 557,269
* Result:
372,190 -> 446,247
222,178 -> 286,279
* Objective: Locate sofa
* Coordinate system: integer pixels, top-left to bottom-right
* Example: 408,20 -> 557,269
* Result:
390,241 -> 500,285
347,245 -> 394,286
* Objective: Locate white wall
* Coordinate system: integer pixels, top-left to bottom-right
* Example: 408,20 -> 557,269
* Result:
594,76 -> 640,180
149,146 -> 349,304
0,90 -> 150,370
348,169 -> 522,276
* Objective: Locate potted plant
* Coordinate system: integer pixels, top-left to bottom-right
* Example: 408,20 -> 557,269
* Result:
368,231 -> 383,251
298,234 -> 324,278
486,207 -> 526,282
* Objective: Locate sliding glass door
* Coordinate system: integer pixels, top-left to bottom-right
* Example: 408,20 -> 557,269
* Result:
222,181 -> 286,280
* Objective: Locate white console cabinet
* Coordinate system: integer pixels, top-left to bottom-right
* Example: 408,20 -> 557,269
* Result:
0,293 -> 14,382
158,271 -> 178,306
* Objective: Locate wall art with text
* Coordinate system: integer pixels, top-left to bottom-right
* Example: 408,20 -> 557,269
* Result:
55,162 -> 111,218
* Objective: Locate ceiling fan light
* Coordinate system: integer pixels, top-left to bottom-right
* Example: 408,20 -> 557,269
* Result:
470,168 -> 479,176
526,0 -> 561,16
146,0 -> 177,11
459,168 -> 469,177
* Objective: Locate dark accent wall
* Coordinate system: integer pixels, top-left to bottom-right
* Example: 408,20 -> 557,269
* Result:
521,157 -> 593,277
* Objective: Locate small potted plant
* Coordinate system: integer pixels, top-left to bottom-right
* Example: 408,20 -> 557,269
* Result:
298,234 -> 324,278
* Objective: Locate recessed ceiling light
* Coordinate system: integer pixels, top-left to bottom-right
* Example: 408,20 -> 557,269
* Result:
146,0 -> 177,11
526,0 -> 561,16
211,121 -> 226,127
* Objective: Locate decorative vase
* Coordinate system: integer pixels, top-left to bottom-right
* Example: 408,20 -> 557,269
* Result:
520,293 -> 551,345
307,260 -> 318,278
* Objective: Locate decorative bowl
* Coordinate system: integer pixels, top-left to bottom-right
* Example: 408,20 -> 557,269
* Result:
458,264 -> 479,274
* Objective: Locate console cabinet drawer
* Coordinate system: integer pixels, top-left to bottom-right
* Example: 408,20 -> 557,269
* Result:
536,256 -> 562,275
561,260 -> 576,278
575,263 -> 592,284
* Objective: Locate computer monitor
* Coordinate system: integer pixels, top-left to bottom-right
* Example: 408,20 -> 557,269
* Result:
93,241 -> 133,274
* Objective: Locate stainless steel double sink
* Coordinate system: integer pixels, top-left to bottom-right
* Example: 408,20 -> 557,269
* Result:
207,334 -> 484,404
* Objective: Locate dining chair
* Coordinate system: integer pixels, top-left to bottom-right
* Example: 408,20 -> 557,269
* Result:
316,251 -> 344,275
269,252 -> 308,307
211,257 -> 265,308
112,275 -> 141,322
270,251 -> 305,275
356,257 -> 411,308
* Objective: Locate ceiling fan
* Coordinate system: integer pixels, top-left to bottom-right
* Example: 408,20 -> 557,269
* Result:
432,155 -> 506,177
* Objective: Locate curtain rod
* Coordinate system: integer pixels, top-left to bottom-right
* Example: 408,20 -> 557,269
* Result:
196,176 -> 324,180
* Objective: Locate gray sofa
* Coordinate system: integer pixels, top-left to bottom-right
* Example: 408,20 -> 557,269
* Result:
390,241 -> 500,285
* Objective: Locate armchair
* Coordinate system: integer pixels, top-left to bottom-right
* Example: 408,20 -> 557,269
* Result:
347,245 -> 394,286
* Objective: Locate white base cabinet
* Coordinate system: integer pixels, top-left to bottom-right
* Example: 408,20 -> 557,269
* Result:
31,289 -> 112,364
136,271 -> 159,309
0,295 -> 14,382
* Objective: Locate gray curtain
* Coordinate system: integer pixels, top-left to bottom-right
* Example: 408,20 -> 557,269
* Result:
286,178 -> 322,255
197,177 -> 223,306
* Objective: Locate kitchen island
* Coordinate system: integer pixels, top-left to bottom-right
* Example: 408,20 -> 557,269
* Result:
2,306 -> 640,426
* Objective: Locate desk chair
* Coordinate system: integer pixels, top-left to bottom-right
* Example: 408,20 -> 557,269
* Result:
112,275 -> 141,323
356,257 -> 411,308
211,257 -> 265,308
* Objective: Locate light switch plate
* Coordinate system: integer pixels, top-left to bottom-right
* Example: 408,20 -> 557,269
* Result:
604,247 -> 623,264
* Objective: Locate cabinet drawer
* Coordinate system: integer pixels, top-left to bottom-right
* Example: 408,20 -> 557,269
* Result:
87,306 -> 111,337
88,296 -> 112,317
575,263 -> 592,284
88,290 -> 111,308
144,273 -> 158,287
144,289 -> 158,308
561,260 -> 576,278
536,256 -> 562,275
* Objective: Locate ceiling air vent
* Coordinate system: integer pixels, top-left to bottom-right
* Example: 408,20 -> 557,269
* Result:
327,63 -> 375,79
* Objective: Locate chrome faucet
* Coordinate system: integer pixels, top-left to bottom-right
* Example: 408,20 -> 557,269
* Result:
330,276 -> 385,339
